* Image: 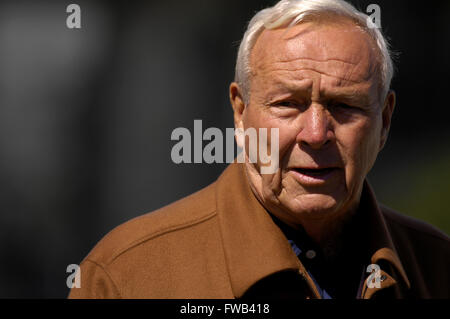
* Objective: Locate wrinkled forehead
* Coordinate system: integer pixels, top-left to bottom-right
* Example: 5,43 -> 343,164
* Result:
250,19 -> 380,84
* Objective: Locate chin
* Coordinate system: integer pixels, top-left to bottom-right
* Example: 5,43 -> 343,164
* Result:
281,193 -> 343,220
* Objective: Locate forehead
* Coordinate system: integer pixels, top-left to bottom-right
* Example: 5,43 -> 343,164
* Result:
250,19 -> 379,86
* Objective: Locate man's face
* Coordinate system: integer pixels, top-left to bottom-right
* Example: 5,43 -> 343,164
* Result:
231,20 -> 395,229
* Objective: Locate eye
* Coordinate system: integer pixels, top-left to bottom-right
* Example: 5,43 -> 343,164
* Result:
275,101 -> 293,107
273,100 -> 303,108
335,103 -> 352,109
330,102 -> 357,110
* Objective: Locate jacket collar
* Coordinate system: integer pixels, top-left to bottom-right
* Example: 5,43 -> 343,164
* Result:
215,162 -> 410,298
359,181 -> 411,291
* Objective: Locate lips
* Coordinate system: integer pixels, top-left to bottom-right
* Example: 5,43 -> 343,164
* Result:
289,166 -> 340,185
293,167 -> 336,176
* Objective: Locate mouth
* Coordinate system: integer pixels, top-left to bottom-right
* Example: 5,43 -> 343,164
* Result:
294,167 -> 336,176
290,167 -> 340,185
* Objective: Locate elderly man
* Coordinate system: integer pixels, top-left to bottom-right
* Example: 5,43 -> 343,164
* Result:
69,0 -> 450,299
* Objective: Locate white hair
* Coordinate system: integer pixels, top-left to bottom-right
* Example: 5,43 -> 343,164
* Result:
234,0 -> 394,104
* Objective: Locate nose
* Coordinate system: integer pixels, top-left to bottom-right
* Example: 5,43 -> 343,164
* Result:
296,103 -> 333,150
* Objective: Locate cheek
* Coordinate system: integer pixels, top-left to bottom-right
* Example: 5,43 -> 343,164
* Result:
243,106 -> 298,161
277,125 -> 300,166
338,117 -> 381,180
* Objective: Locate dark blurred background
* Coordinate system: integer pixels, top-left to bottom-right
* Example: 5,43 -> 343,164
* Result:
0,0 -> 449,298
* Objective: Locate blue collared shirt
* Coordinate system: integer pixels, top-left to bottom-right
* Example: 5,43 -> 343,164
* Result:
287,239 -> 333,299
271,214 -> 367,299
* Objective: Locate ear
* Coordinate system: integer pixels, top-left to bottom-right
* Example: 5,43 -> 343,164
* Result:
229,82 -> 246,131
379,90 -> 396,151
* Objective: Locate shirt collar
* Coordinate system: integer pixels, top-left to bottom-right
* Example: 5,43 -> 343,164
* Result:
215,163 -> 410,298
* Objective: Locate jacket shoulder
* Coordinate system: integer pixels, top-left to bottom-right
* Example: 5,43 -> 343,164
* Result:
84,182 -> 217,265
380,205 -> 450,297
381,204 -> 450,244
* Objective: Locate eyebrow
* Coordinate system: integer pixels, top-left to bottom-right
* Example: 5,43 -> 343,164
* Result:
265,78 -> 313,95
322,86 -> 372,105
264,83 -> 373,109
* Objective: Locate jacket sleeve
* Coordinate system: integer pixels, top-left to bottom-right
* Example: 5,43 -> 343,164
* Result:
68,259 -> 121,299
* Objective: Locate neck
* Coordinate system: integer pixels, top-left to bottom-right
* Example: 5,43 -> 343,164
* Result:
268,200 -> 360,260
